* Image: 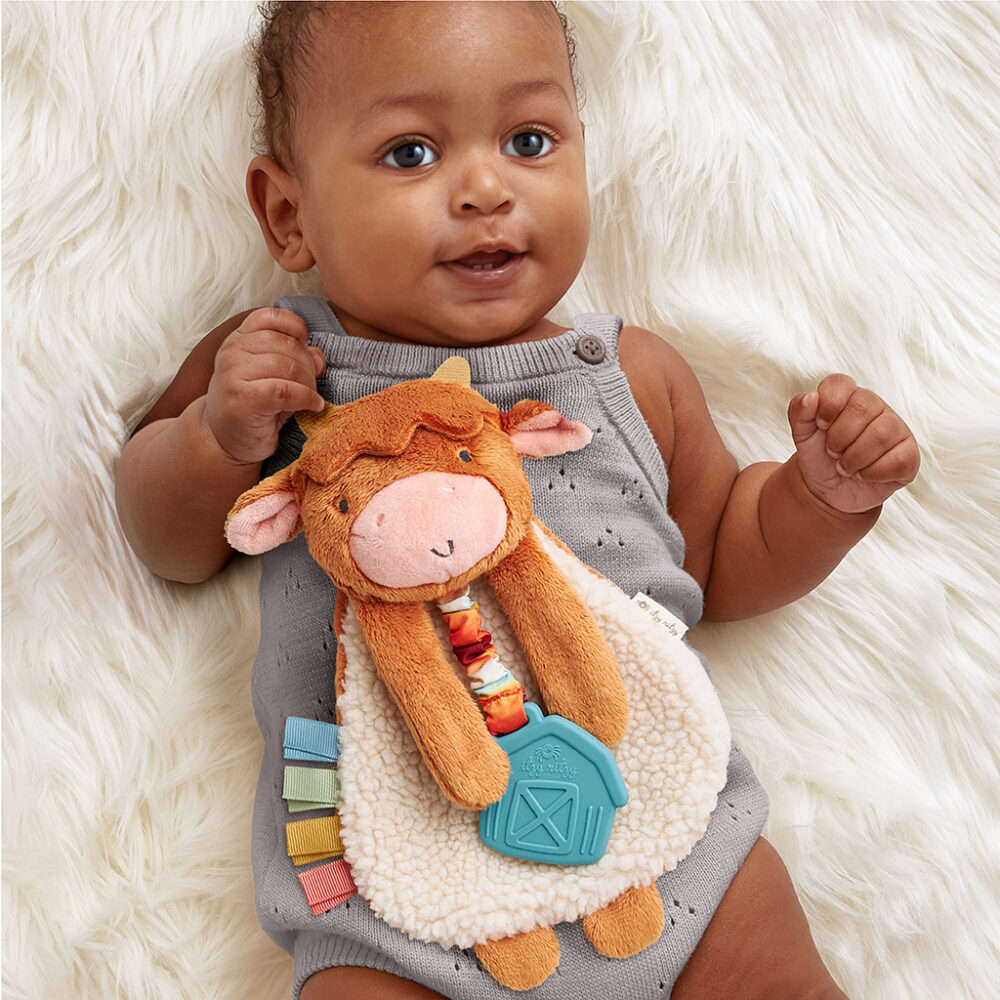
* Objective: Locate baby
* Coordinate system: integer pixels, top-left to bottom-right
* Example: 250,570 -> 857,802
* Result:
115,2 -> 919,998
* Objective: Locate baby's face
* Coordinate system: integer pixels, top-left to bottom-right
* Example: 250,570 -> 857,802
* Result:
288,1 -> 589,347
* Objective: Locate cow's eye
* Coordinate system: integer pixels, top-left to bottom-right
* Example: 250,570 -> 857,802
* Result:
338,499 -> 349,513
458,449 -> 472,463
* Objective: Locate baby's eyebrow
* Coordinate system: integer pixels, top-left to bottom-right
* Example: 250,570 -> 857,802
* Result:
354,91 -> 446,133
496,78 -> 574,110
354,77 -> 574,133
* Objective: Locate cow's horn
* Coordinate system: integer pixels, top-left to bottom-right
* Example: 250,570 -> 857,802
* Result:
295,402 -> 339,437
431,356 -> 471,387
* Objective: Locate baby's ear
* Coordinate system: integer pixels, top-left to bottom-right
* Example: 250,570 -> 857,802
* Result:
502,400 -> 592,457
245,155 -> 315,273
225,466 -> 303,554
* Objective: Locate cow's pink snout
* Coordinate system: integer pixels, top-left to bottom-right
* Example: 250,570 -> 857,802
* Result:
348,472 -> 508,588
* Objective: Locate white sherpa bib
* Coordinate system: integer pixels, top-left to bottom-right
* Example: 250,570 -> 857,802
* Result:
335,523 -> 731,949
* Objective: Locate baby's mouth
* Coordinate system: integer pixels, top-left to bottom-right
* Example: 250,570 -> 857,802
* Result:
450,249 -> 519,271
442,247 -> 526,287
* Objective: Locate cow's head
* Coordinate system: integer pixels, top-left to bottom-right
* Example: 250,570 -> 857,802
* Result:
225,358 -> 591,603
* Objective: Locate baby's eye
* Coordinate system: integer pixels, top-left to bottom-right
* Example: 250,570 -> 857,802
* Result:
382,141 -> 438,169
458,449 -> 473,463
502,130 -> 555,159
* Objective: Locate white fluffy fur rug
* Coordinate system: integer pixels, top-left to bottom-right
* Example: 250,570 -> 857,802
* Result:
4,3 -> 999,998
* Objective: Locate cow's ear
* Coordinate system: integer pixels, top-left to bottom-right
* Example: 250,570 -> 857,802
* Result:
225,466 -> 303,554
503,400 -> 593,457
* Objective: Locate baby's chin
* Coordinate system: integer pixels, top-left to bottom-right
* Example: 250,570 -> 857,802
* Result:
331,301 -> 562,349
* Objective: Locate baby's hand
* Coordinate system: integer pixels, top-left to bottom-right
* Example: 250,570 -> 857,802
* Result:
788,374 -> 919,513
203,307 -> 326,465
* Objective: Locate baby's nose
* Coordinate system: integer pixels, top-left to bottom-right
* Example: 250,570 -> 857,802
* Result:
452,159 -> 514,216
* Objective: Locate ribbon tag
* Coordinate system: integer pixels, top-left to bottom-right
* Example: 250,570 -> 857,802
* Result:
283,716 -> 341,762
283,765 -> 340,812
286,814 -> 345,866
298,859 -> 358,915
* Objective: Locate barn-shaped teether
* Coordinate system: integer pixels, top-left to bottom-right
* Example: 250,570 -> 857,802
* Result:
481,702 -> 628,866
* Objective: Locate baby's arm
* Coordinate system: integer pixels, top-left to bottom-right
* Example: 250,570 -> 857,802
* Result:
619,327 -> 919,621
115,308 -> 325,582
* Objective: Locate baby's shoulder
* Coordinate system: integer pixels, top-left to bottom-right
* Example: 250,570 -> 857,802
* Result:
616,324 -> 681,463
614,323 -> 713,467
617,323 -> 684,382
617,323 -> 709,403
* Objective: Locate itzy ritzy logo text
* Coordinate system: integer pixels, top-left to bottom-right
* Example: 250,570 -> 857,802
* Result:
520,743 -> 579,780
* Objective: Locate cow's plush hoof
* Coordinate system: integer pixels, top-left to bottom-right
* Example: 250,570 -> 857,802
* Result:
474,924 -> 560,990
583,882 -> 665,958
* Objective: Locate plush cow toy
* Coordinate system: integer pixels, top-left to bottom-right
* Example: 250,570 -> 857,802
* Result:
226,358 -> 731,990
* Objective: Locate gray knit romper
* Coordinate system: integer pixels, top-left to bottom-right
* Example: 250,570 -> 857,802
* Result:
250,297 -> 769,998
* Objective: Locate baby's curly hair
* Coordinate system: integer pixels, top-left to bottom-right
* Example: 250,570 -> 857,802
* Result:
248,1 -> 579,169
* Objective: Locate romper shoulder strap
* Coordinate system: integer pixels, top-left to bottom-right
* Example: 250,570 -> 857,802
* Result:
572,313 -> 624,361
274,295 -> 343,335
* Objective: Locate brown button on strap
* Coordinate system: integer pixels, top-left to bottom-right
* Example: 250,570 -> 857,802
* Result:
574,334 -> 606,364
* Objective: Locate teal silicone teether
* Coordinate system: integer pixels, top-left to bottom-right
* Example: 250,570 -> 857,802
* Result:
479,703 -> 628,866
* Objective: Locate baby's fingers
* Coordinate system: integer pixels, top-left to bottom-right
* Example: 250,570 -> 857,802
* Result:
237,306 -> 310,344
787,391 -> 821,445
243,341 -> 323,389
244,377 -> 327,417
821,386 -> 888,456
830,409 -> 908,474
813,374 -> 858,430
234,308 -> 324,376
845,437 -> 921,486
307,345 -> 325,377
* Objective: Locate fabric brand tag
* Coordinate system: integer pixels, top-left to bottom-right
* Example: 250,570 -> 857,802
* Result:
631,593 -> 689,640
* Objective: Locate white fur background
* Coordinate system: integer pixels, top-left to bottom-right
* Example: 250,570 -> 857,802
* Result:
3,2 -> 999,998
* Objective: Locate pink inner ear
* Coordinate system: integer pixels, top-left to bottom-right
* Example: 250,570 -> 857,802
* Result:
509,410 -> 593,457
226,491 -> 301,555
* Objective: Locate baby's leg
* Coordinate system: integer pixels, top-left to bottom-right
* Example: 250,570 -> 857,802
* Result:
300,966 -> 447,1000
672,837 -> 848,1000
300,838 -> 844,1000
